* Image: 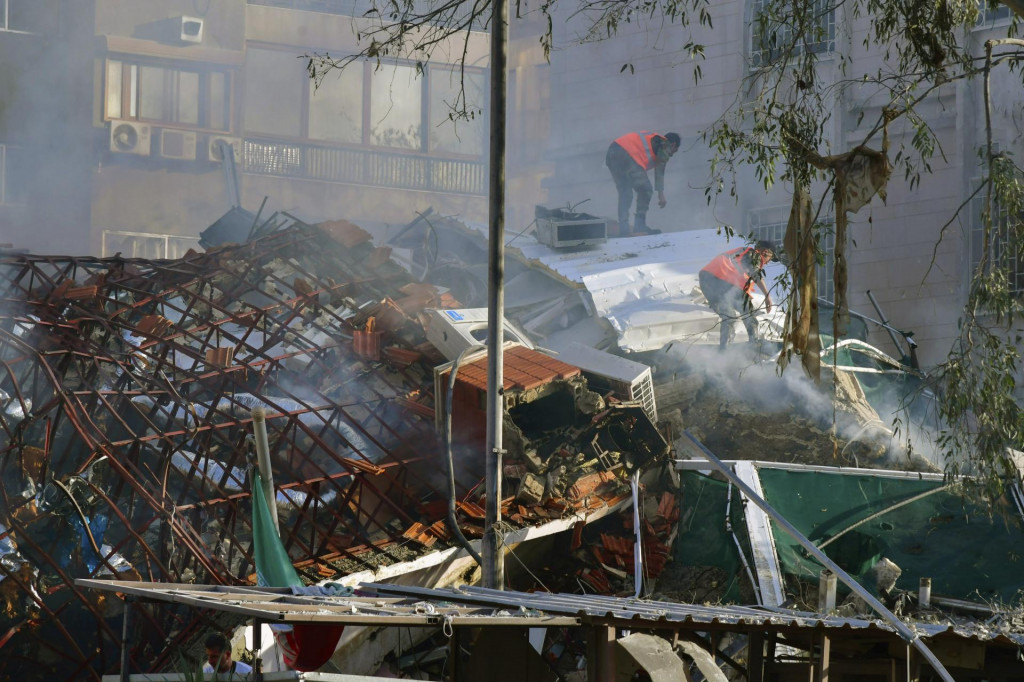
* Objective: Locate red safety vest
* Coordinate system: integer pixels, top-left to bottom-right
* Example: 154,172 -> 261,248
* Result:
701,247 -> 757,295
614,131 -> 662,171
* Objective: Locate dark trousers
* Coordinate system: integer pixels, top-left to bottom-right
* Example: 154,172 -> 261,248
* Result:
606,142 -> 653,234
699,270 -> 760,348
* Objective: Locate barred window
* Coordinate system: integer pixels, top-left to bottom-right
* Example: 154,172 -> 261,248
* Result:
976,0 -> 1011,27
749,210 -> 836,302
750,0 -> 836,67
970,193 -> 1024,297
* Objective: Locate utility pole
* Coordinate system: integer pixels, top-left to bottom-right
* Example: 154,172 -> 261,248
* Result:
483,0 -> 509,590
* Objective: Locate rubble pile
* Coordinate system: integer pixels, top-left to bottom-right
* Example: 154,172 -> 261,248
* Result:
655,354 -> 938,472
577,489 -> 679,595
0,214 -> 684,679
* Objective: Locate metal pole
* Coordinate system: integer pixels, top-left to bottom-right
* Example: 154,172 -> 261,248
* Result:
631,470 -> 643,598
483,0 -> 509,590
683,431 -> 956,682
251,407 -> 279,533
864,290 -> 915,360
119,596 -> 132,682
253,619 -> 263,682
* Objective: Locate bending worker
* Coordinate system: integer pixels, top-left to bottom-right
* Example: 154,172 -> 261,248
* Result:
699,240 -> 777,349
606,130 -> 680,236
204,633 -> 253,678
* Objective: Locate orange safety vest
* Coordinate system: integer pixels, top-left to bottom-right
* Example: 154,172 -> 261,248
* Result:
701,247 -> 757,294
614,131 -> 662,171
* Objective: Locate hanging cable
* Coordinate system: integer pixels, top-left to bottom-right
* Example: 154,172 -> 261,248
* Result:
445,345 -> 485,568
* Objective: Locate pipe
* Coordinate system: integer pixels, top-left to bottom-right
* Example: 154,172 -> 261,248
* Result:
251,407 -> 279,533
445,345 -> 485,568
727,483 -> 763,604
632,470 -> 643,598
484,0 -> 510,591
818,569 -> 837,612
683,431 -> 955,682
120,596 -> 132,682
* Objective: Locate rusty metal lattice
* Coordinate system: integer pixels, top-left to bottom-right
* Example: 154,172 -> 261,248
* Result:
0,217 -> 455,679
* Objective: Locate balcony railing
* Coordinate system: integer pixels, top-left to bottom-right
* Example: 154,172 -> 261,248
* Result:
242,137 -> 487,195
247,0 -> 370,17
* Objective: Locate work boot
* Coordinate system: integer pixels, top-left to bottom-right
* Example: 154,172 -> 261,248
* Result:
633,213 -> 662,236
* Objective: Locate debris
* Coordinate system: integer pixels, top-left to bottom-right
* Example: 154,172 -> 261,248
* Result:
517,473 -> 546,506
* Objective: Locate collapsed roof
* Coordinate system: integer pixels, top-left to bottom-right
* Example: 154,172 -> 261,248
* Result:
0,214 -> 668,679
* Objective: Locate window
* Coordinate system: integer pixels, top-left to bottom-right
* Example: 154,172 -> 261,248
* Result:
0,144 -> 29,205
1,0 -> 59,34
750,210 -> 836,301
105,58 -> 232,131
750,0 -> 836,67
970,193 -> 1024,297
244,48 -> 305,136
430,67 -> 486,157
244,47 -> 487,157
102,231 -> 199,260
976,0 -> 1012,26
308,64 -> 363,144
370,63 -> 422,149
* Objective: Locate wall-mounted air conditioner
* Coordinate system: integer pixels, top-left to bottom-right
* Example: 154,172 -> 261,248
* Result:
544,341 -> 657,422
159,128 -> 198,160
425,308 -> 534,362
180,16 -> 204,43
109,120 -> 151,156
207,135 -> 242,163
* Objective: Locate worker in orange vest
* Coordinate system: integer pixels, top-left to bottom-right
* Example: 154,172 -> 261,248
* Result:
699,240 -> 778,349
606,131 -> 681,236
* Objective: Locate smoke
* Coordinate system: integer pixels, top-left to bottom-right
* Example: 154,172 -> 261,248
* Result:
655,341 -> 942,471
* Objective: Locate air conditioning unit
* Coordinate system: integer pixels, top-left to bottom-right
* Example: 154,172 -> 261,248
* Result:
109,120 -> 151,156
180,16 -> 204,43
425,308 -> 534,362
207,136 -> 242,163
545,341 -> 657,422
535,217 -> 607,248
159,128 -> 198,160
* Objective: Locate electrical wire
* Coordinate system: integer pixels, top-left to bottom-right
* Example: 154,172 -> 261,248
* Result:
444,345 -> 485,567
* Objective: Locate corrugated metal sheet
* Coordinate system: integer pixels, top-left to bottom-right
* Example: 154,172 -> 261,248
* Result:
365,584 -> 1024,646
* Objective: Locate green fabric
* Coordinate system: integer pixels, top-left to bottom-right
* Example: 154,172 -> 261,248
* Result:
252,469 -> 302,588
758,468 -> 1024,602
674,472 -> 751,602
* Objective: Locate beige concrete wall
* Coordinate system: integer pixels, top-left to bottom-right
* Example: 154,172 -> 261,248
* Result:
95,0 -> 247,50
245,4 -> 489,67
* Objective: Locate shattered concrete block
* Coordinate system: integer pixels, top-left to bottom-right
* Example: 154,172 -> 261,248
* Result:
869,557 -> 902,595
575,388 -> 606,415
523,448 -> 545,473
516,473 -> 546,506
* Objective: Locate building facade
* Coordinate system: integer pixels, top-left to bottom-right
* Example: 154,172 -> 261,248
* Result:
2,0 -> 548,257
